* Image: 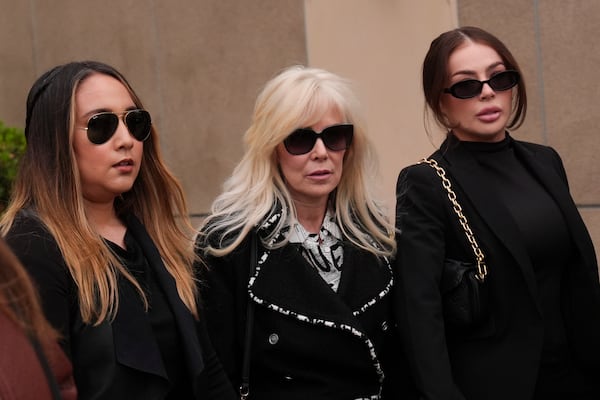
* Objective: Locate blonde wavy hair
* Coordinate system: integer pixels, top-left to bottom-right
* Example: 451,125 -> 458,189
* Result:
200,65 -> 395,258
1,61 -> 197,324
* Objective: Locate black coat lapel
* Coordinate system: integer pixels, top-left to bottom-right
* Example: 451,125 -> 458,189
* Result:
126,215 -> 205,377
250,244 -> 360,329
512,142 -> 597,268
436,142 -> 542,311
112,280 -> 168,378
336,244 -> 393,312
249,241 -> 391,332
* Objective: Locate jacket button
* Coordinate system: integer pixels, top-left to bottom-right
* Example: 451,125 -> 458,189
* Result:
268,333 -> 279,345
381,321 -> 389,331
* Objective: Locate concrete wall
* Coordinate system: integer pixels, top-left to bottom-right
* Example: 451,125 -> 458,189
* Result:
1,1 -> 598,259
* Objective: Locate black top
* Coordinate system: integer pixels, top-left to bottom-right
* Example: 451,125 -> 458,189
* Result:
460,137 -> 587,396
5,210 -> 238,400
395,134 -> 600,400
107,231 -> 192,399
198,212 -> 417,399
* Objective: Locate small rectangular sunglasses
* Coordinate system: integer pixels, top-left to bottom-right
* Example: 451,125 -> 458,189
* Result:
81,109 -> 152,145
443,70 -> 520,99
283,124 -> 353,155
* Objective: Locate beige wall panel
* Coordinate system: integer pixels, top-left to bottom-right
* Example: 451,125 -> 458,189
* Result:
24,0 -> 157,99
0,0 -> 157,132
535,1 -> 600,204
304,0 -> 457,214
151,0 -> 307,216
0,1 -> 36,127
458,1 -> 544,145
581,209 -> 600,269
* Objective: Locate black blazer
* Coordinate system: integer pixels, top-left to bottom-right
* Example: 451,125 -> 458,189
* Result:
394,135 -> 600,400
5,210 -> 236,400
198,217 -> 416,400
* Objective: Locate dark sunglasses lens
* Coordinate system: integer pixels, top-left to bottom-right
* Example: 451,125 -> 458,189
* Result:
451,80 -> 484,99
489,71 -> 519,91
450,71 -> 520,99
87,114 -> 119,144
125,110 -> 152,141
322,125 -> 353,151
284,129 -> 315,155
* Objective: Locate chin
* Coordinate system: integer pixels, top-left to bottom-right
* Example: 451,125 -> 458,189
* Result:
112,185 -> 135,195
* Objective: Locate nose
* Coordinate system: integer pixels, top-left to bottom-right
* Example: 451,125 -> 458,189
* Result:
310,137 -> 328,158
480,81 -> 496,98
113,118 -> 135,147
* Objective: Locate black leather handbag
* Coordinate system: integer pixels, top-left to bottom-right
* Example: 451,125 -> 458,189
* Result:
441,258 -> 488,327
420,158 -> 489,329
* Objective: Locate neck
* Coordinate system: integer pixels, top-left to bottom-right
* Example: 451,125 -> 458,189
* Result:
83,198 -> 127,247
295,202 -> 328,234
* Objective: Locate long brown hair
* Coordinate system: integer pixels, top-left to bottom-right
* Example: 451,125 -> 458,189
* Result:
1,61 -> 198,324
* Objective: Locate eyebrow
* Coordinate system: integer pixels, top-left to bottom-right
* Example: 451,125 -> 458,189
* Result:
81,106 -> 138,119
449,61 -> 506,78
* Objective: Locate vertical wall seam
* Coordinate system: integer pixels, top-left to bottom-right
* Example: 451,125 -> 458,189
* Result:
149,0 -> 165,137
303,0 -> 311,66
450,0 -> 460,26
28,0 -> 38,76
533,0 -> 548,144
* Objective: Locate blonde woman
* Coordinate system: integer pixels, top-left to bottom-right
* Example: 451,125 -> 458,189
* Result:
2,61 -> 236,399
197,65 -> 415,399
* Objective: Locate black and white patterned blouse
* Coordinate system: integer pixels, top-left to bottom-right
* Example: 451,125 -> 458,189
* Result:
287,211 -> 344,291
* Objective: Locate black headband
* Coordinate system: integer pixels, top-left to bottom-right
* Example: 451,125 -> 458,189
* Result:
24,65 -> 64,139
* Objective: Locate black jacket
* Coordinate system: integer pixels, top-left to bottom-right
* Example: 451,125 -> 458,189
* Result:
198,215 -> 416,400
5,210 -> 236,400
394,135 -> 600,400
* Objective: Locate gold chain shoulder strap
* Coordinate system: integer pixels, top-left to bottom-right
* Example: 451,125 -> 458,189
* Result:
419,158 -> 488,281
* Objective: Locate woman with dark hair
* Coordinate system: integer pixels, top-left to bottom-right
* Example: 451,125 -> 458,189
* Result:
395,26 -> 600,399
0,237 -> 76,399
1,61 -> 236,399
